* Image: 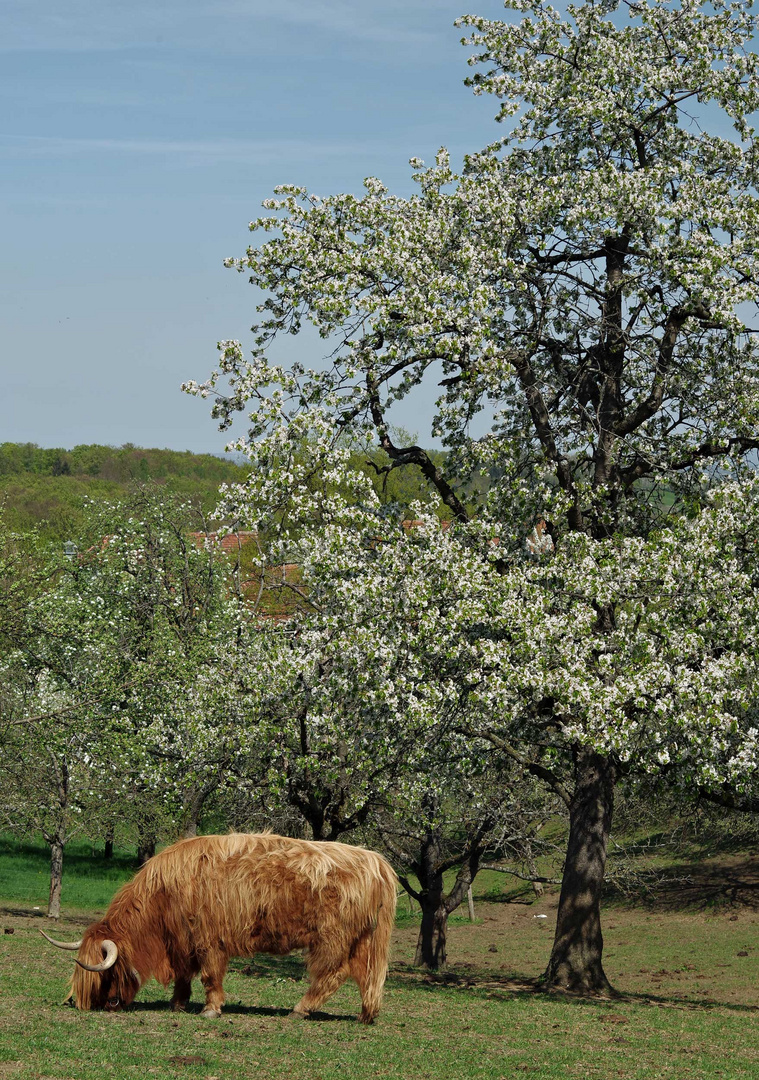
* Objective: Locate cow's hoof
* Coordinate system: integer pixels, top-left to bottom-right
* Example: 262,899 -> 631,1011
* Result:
200,1007 -> 221,1019
289,1009 -> 308,1021
358,1012 -> 376,1025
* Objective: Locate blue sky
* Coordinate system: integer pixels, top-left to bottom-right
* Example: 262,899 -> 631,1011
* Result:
2,0 -> 508,454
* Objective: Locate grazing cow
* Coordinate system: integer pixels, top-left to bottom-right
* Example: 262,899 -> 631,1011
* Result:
40,832 -> 397,1022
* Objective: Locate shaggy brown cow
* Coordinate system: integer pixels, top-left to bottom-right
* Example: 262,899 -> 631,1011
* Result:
40,832 -> 397,1022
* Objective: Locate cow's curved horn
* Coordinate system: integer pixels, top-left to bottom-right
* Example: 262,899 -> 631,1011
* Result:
75,939 -> 119,972
39,929 -> 83,950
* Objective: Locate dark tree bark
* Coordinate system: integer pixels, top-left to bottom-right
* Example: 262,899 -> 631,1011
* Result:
697,785 -> 759,814
415,901 -> 450,969
399,822 -> 486,971
283,727 -> 377,843
542,749 -> 617,994
103,822 -> 115,860
293,789 -> 326,841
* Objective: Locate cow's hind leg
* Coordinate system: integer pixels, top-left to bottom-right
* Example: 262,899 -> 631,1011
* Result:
170,975 -> 194,1012
199,950 -> 228,1018
349,932 -> 383,1024
292,947 -> 350,1019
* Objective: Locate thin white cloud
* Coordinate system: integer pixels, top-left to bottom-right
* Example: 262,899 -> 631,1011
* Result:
0,133 -> 384,166
241,0 -> 453,43
1,0 -> 465,52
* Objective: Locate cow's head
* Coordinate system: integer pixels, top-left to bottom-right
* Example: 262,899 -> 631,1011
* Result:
40,928 -> 141,1010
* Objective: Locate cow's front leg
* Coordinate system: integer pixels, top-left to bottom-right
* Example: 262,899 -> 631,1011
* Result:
199,951 -> 228,1018
170,976 -> 193,1012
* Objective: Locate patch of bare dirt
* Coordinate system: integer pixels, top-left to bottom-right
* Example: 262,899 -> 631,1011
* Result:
389,860 -> 759,1010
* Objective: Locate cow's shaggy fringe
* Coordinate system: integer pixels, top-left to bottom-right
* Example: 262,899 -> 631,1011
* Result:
70,833 -> 397,1022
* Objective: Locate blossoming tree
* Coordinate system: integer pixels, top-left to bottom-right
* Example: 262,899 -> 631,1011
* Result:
187,0 -> 759,992
221,516 -> 562,967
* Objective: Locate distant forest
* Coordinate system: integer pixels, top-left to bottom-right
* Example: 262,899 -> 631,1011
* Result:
0,441 -> 472,542
0,443 -> 249,540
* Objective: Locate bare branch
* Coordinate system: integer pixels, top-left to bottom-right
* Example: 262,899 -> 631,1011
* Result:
481,730 -> 572,809
480,862 -> 562,885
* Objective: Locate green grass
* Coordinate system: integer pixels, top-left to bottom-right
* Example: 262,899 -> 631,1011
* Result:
3,916 -> 759,1080
2,838 -> 759,1080
0,836 -> 137,912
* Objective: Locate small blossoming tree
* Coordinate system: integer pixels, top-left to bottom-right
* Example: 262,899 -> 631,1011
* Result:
0,492 -> 248,913
0,555 -> 129,918
76,491 -> 248,851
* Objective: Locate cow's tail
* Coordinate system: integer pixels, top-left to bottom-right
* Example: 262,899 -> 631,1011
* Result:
358,861 -> 397,1023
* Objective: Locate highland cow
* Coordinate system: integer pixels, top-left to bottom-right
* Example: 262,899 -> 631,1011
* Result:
40,832 -> 397,1022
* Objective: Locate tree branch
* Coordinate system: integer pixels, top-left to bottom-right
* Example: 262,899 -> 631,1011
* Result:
669,436 -> 759,472
482,730 -> 572,809
397,874 -> 422,903
366,369 -> 470,522
480,862 -> 561,885
698,784 -> 759,814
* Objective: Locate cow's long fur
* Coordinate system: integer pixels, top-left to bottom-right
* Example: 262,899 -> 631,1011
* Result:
70,833 -> 397,1022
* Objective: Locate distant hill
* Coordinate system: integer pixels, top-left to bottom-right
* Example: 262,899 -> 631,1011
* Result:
0,442 -> 247,483
0,441 -> 478,542
0,443 -> 249,540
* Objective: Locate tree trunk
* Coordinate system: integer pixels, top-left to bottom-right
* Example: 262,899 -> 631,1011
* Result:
45,754 -> 69,919
183,783 -> 213,839
414,897 -> 449,969
413,829 -> 448,969
104,822 -> 115,860
542,749 -> 617,995
527,850 -> 544,899
47,839 -> 64,919
137,838 -> 155,864
137,821 -> 157,866
407,815 -> 486,970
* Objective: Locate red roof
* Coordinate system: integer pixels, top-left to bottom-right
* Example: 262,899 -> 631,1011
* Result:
188,531 -> 258,552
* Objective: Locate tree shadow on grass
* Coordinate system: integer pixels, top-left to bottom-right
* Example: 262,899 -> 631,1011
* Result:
230,953 -> 306,980
604,856 -> 759,912
473,884 -> 540,905
0,836 -> 137,876
620,988 -> 759,1014
386,963 -> 759,1015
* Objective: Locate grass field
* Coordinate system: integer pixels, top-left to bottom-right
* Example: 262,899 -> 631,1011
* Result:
1,837 -> 758,1080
